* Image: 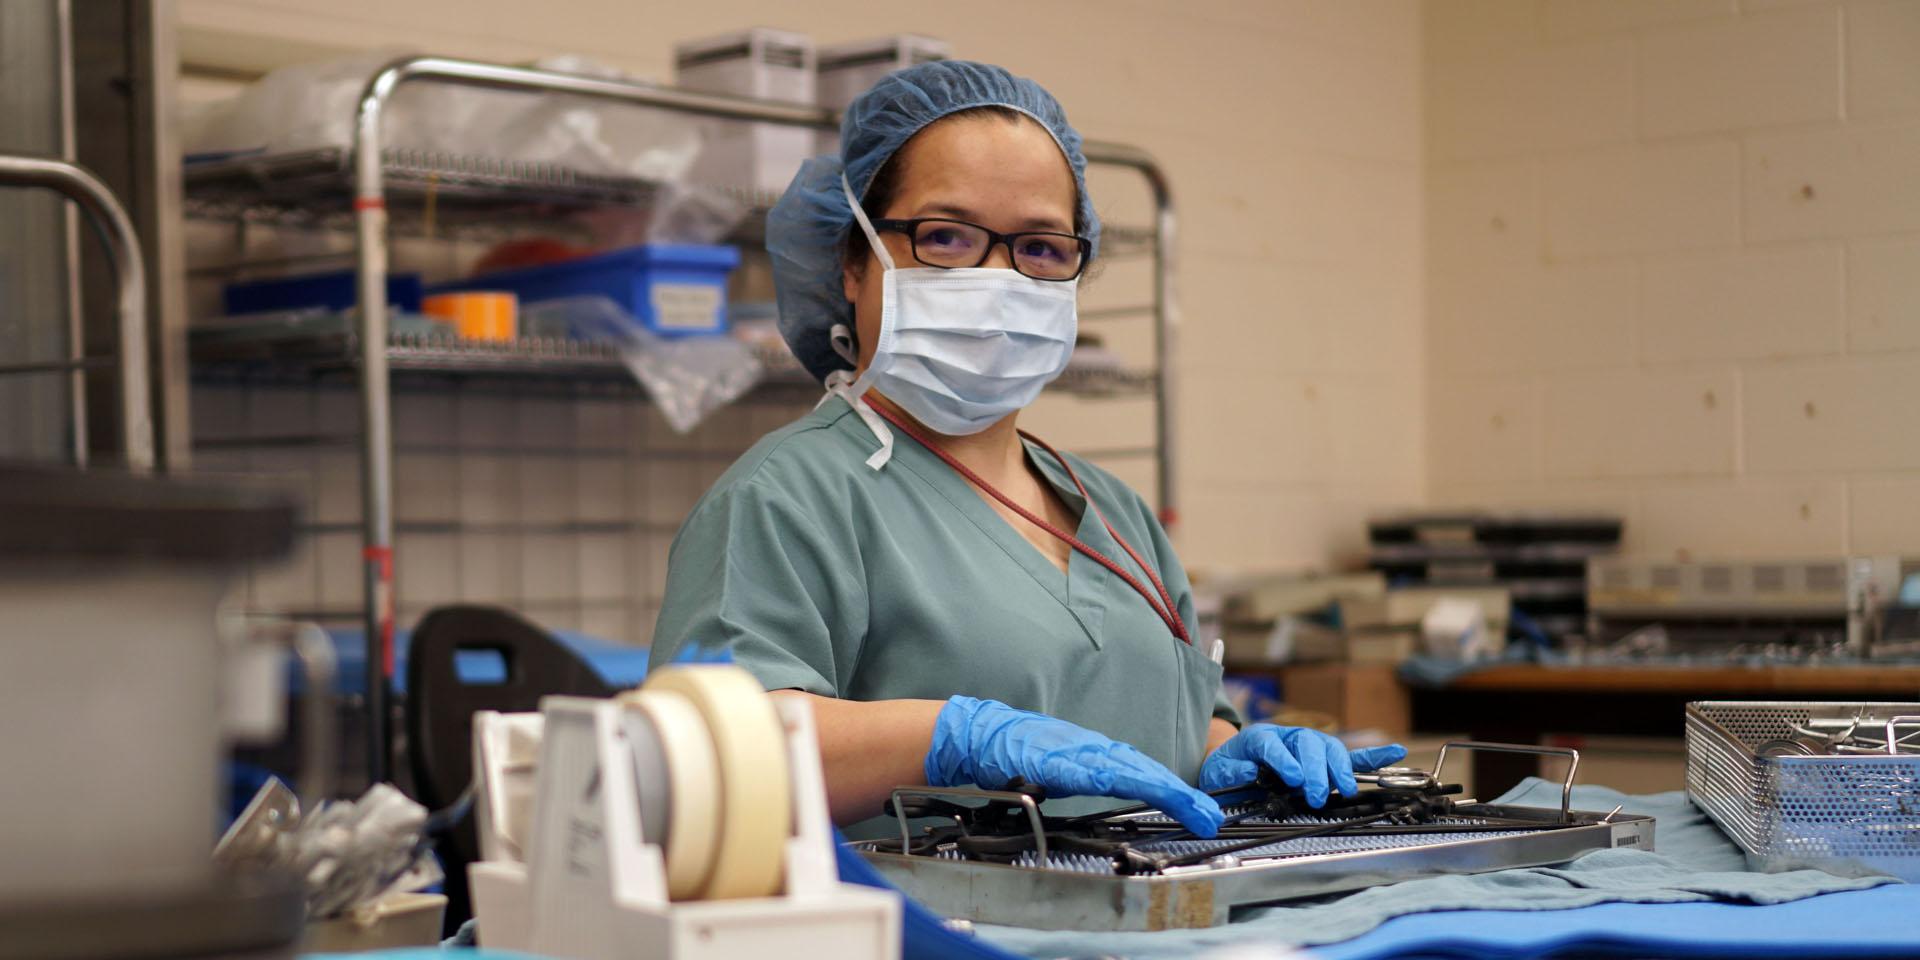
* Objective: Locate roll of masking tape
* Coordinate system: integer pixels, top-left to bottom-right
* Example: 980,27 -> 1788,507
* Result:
619,689 -> 719,901
642,665 -> 791,900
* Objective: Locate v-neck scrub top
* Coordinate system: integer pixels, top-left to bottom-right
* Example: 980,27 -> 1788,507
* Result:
648,398 -> 1240,802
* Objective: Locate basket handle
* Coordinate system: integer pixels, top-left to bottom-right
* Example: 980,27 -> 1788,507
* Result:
1433,741 -> 1581,823
887,785 -> 1049,868
1883,716 -> 1920,756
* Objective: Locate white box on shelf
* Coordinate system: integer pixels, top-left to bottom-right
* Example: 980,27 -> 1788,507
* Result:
674,28 -> 818,196
814,35 -> 953,155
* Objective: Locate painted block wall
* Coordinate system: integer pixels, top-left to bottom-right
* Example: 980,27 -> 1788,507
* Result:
1426,0 -> 1920,561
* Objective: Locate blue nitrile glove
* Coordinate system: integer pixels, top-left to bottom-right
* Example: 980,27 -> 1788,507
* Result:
1199,724 -> 1408,808
926,696 -> 1226,838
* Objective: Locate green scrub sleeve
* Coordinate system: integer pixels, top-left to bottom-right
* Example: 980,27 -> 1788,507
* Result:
648,476 -> 869,696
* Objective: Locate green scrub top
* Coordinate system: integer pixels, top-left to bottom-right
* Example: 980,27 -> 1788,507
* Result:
648,397 -> 1239,825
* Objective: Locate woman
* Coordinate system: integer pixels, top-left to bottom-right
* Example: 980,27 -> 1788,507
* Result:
648,61 -> 1404,834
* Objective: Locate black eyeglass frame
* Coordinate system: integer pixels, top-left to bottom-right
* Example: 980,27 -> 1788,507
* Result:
869,217 -> 1092,282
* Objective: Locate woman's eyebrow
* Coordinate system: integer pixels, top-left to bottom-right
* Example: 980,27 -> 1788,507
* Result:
1017,215 -> 1072,231
914,202 -> 1071,232
915,202 -> 981,220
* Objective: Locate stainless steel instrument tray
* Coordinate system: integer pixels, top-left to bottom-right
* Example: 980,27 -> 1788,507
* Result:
854,802 -> 1653,931
1686,700 -> 1920,881
851,742 -> 1656,931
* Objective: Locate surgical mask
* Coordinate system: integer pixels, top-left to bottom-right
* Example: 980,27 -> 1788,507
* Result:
834,175 -> 1078,439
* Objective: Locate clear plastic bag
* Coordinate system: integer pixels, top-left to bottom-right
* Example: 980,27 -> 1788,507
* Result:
186,49 -> 416,158
488,56 -> 703,183
521,296 -> 763,433
574,182 -> 750,249
184,52 -> 704,185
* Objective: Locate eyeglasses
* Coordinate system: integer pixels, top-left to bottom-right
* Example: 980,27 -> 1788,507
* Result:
869,217 -> 1090,281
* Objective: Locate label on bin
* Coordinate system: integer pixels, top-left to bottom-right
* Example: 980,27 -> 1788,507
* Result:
651,283 -> 724,331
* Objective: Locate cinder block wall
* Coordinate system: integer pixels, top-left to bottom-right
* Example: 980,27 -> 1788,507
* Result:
1425,0 -> 1920,560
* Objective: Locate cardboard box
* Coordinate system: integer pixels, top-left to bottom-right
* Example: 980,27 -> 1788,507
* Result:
1218,572 -> 1387,666
1277,663 -> 1411,738
1341,587 -> 1509,637
1225,572 -> 1387,624
1222,616 -> 1345,667
1347,627 -> 1418,664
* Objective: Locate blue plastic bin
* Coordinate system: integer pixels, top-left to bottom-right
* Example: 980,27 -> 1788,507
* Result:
433,244 -> 741,336
224,270 -> 423,315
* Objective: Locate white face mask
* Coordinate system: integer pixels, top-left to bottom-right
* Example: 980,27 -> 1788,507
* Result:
836,175 -> 1078,437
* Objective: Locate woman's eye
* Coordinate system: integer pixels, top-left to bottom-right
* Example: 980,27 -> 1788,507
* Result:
1018,238 -> 1066,261
922,228 -> 971,250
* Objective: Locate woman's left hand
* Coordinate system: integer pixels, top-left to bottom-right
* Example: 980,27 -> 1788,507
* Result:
1200,724 -> 1408,807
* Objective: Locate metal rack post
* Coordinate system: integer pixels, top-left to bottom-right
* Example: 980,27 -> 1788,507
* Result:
0,155 -> 153,472
344,55 -> 1178,781
1079,140 -> 1177,528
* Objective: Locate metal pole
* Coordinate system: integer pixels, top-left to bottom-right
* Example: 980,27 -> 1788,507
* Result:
363,56 -> 835,129
1080,140 -> 1178,530
353,69 -> 397,785
346,56 -> 843,782
0,155 -> 153,472
56,0 -> 85,468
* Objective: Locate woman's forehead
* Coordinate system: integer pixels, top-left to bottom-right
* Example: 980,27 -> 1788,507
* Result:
889,117 -> 1076,223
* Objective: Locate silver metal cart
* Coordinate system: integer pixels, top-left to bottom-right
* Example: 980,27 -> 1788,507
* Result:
183,56 -> 1181,783
0,154 -> 153,472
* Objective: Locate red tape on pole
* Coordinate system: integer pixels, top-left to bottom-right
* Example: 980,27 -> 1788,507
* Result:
364,545 -> 395,676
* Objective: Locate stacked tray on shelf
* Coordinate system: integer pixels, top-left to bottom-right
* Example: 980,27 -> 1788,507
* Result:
1368,513 -> 1622,643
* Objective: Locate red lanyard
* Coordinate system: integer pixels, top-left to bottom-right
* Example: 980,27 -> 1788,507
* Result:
865,401 -> 1192,646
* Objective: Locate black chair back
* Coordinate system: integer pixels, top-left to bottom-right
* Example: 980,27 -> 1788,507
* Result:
404,605 -> 616,934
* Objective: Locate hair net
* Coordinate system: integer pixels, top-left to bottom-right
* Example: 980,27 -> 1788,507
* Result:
767,60 -> 1102,383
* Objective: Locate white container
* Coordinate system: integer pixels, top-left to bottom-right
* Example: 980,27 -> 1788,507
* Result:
0,564 -> 230,899
814,35 -> 953,154
675,28 -> 817,195
0,467 -> 295,903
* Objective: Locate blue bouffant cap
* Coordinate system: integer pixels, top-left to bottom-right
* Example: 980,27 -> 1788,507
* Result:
766,60 -> 1100,382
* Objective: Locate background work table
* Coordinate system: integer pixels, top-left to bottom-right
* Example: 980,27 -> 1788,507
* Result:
1439,662 -> 1920,694
1409,661 -> 1920,795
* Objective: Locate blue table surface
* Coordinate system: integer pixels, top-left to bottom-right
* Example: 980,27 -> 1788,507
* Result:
309,779 -> 1918,960
313,887 -> 1920,960
1311,883 -> 1920,959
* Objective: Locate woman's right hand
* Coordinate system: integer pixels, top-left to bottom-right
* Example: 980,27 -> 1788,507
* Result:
925,695 -> 1226,838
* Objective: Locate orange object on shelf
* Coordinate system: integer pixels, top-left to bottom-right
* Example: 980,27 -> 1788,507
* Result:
423,292 -> 517,341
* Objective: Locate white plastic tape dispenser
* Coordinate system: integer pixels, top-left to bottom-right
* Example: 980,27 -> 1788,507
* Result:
467,664 -> 901,959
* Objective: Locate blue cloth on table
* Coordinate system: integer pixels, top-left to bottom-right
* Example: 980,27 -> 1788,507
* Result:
327,890 -> 1920,960
1312,884 -> 1920,959
974,779 -> 1896,959
292,626 -> 651,697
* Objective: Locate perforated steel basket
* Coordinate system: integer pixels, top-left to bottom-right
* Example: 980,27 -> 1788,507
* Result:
1686,701 -> 1920,880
